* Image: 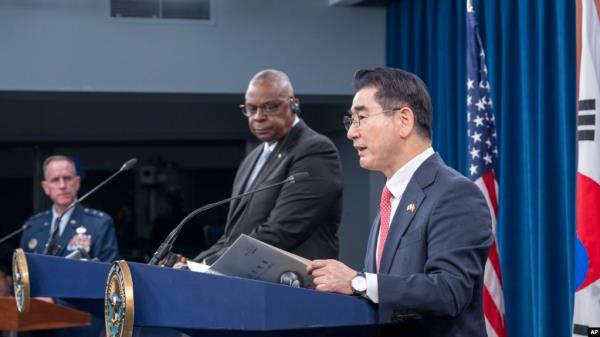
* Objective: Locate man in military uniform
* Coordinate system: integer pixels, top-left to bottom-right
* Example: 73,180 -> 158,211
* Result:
20,155 -> 119,262
19,155 -> 119,337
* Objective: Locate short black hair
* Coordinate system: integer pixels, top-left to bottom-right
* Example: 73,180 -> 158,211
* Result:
352,67 -> 433,139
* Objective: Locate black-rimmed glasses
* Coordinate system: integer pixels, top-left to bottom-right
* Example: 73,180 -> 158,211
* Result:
343,108 -> 402,131
240,97 -> 293,117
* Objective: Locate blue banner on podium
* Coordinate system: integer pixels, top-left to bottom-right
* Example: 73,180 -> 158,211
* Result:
21,253 -> 422,337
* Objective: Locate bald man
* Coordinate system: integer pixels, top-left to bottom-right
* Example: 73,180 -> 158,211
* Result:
192,69 -> 343,264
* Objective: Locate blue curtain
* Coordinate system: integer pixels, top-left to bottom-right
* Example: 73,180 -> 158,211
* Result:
386,1 -> 576,337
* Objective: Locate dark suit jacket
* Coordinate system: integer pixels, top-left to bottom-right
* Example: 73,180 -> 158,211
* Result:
364,153 -> 492,337
20,203 -> 119,262
194,120 -> 342,264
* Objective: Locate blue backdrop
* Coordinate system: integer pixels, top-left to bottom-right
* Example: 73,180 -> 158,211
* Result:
386,1 -> 576,337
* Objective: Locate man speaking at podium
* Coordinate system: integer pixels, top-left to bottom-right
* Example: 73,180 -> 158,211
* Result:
307,68 -> 492,337
19,155 -> 119,262
191,69 -> 343,265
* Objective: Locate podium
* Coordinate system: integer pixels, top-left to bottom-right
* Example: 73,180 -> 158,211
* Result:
119,261 -> 379,337
20,252 -> 110,315
13,252 -> 110,336
0,297 -> 90,332
18,253 -> 420,337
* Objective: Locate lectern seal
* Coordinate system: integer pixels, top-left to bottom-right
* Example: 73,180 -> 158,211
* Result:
105,261 -> 134,337
12,248 -> 30,313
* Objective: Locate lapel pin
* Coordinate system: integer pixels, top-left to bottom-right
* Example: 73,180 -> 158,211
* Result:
406,202 -> 417,213
277,153 -> 282,159
70,219 -> 76,224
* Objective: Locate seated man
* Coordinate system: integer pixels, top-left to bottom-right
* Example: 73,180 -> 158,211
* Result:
20,155 -> 119,337
20,155 -> 119,261
192,69 -> 343,265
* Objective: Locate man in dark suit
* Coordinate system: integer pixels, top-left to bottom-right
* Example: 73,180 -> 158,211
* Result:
193,69 -> 342,265
307,68 -> 492,337
20,155 -> 119,262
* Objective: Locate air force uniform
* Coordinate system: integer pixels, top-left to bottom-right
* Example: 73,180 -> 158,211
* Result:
20,203 -> 119,262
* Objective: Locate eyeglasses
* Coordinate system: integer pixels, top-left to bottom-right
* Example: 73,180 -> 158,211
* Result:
343,108 -> 402,131
240,97 -> 292,117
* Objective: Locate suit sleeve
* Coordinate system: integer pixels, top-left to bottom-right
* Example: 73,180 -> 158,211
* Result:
248,136 -> 342,253
193,233 -> 227,263
377,179 -> 492,319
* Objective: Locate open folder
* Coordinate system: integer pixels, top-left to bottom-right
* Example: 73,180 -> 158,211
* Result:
206,234 -> 315,289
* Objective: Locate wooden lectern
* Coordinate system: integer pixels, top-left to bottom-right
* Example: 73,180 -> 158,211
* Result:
0,296 -> 90,332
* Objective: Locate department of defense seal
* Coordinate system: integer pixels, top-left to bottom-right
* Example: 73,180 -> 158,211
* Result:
12,248 -> 30,312
104,261 -> 134,337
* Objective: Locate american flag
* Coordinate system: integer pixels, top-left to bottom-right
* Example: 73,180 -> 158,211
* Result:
466,1 -> 507,337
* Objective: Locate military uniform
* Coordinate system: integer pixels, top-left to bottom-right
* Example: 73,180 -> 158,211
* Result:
20,203 -> 119,262
19,203 -> 119,337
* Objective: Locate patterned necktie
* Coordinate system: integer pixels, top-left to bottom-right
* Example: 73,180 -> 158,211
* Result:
376,186 -> 392,272
247,147 -> 272,188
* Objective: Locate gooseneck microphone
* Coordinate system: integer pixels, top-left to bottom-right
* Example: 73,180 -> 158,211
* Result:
0,224 -> 31,245
148,171 -> 310,266
43,158 -> 138,256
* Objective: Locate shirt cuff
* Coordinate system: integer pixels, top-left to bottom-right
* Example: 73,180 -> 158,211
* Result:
365,272 -> 379,303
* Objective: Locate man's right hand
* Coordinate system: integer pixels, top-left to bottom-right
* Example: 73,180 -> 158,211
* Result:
306,259 -> 356,295
173,254 -> 188,269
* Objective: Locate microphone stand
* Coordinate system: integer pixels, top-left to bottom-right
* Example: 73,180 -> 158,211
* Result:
43,158 -> 138,256
0,224 -> 31,245
149,172 -> 309,266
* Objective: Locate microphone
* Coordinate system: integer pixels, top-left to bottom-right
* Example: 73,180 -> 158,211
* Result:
120,158 -> 138,171
149,172 -> 310,266
43,158 -> 138,256
65,247 -> 97,261
0,224 -> 31,245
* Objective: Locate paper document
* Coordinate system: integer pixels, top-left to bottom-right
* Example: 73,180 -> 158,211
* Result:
209,234 -> 314,289
186,260 -> 212,273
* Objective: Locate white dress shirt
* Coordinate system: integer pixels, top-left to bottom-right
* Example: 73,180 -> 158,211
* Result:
50,206 -> 75,237
365,147 -> 435,303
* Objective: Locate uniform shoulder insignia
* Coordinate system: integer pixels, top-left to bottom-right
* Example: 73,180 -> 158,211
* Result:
84,208 -> 106,219
28,210 -> 49,221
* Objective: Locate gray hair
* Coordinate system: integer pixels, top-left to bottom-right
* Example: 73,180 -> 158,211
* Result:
248,69 -> 295,97
42,155 -> 77,178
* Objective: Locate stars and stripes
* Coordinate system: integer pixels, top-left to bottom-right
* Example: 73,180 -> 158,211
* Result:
467,1 -> 507,337
572,0 -> 600,335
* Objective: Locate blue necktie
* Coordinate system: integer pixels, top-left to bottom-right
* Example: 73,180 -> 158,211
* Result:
247,147 -> 272,187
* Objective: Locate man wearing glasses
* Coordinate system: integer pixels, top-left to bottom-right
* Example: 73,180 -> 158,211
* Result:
307,68 -> 492,337
192,69 -> 342,265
